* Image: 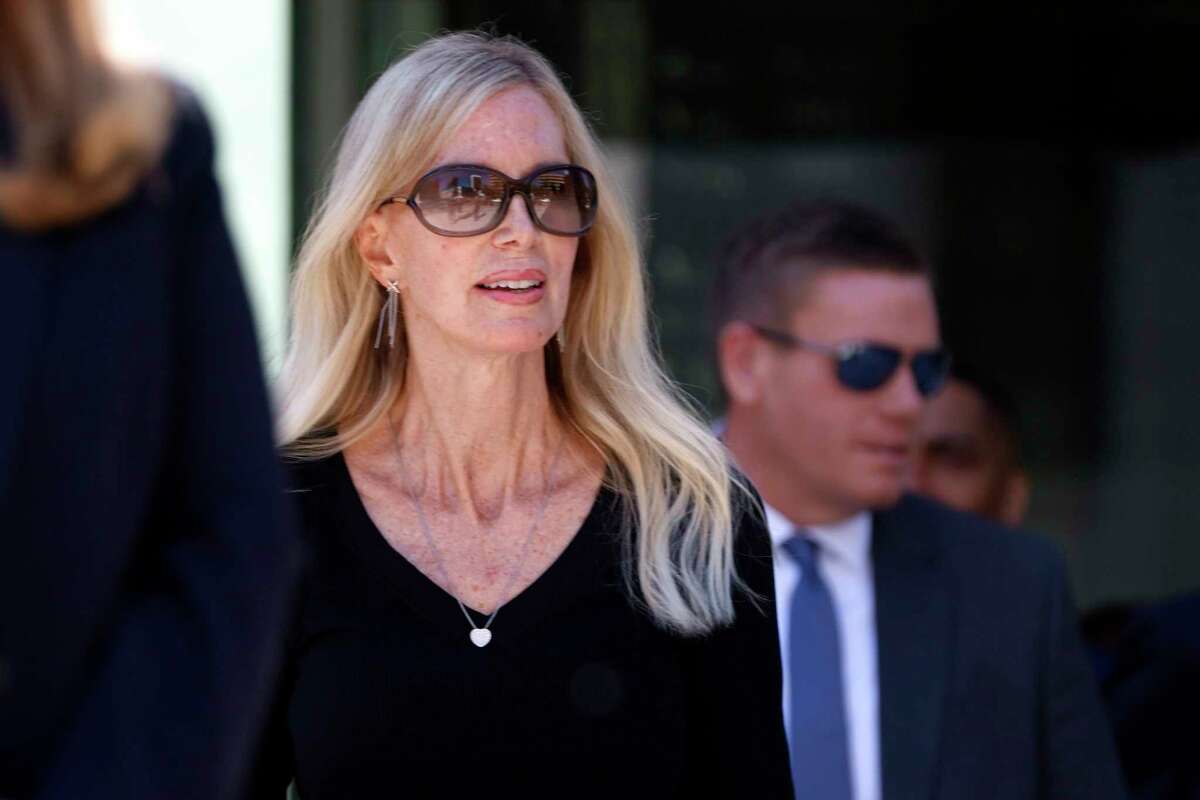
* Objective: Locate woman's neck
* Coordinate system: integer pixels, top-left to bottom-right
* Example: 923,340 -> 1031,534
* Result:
374,341 -> 572,522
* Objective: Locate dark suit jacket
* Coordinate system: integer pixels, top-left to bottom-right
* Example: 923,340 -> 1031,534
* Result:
1103,591 -> 1200,799
0,88 -> 298,799
873,494 -> 1125,799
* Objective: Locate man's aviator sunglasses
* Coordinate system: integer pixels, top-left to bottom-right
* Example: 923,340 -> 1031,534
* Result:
379,163 -> 598,238
751,324 -> 951,396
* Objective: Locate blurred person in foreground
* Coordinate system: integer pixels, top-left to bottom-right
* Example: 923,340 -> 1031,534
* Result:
249,31 -> 791,799
908,361 -> 1030,525
0,1 -> 298,798
713,201 -> 1124,799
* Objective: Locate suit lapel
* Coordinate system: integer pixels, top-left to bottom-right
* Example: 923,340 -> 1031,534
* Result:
873,496 -> 952,800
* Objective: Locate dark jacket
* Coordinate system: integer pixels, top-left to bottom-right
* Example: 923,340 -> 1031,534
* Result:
873,494 -> 1126,799
1104,591 -> 1200,799
0,88 -> 298,800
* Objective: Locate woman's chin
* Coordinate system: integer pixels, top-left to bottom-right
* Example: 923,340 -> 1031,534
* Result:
464,325 -> 555,356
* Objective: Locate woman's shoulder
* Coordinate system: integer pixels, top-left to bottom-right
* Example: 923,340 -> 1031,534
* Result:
138,79 -> 223,210
159,81 -> 214,174
278,432 -> 349,514
728,467 -> 769,545
277,450 -> 355,563
281,449 -> 344,497
723,469 -> 777,608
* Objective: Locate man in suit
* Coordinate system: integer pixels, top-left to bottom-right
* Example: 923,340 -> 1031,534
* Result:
909,361 -> 1030,525
712,201 -> 1124,799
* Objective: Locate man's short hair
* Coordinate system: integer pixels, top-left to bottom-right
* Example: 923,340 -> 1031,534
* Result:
710,201 -> 930,338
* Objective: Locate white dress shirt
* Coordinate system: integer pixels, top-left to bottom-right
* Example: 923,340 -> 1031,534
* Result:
765,502 -> 881,800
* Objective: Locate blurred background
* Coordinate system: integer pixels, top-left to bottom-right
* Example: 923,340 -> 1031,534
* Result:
99,0 -> 1200,612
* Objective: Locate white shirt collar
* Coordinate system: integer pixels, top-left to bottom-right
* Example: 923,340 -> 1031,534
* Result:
764,502 -> 872,571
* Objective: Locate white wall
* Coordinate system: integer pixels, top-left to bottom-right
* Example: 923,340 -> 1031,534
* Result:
98,0 -> 291,370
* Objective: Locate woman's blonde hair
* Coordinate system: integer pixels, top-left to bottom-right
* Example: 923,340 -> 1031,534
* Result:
0,0 -> 173,231
278,31 -> 752,634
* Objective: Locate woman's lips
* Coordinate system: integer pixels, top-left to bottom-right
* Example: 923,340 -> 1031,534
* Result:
477,267 -> 546,284
475,267 -> 547,305
475,283 -> 546,305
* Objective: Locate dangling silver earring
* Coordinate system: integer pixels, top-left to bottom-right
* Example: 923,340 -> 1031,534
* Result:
374,280 -> 400,350
555,328 -> 565,354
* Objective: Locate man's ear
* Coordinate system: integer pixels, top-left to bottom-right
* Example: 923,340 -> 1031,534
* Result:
999,470 -> 1031,526
717,321 -> 770,406
354,211 -> 402,288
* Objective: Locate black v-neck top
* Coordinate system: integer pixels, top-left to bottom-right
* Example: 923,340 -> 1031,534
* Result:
247,454 -> 793,799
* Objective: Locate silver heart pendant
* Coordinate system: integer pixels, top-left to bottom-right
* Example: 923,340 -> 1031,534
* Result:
469,628 -> 492,648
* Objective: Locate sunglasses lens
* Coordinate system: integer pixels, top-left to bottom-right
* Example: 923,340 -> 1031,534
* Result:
406,165 -> 598,237
837,346 -> 901,391
912,349 -> 951,396
410,167 -> 507,235
528,167 -> 597,235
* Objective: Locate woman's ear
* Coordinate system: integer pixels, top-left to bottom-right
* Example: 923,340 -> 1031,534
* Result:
355,211 -> 401,288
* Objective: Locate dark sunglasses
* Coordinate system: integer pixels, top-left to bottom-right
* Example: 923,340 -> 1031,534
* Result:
751,324 -> 951,396
379,163 -> 598,238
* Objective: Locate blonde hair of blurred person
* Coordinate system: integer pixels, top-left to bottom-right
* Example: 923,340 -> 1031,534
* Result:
0,0 -> 172,231
276,32 -> 747,635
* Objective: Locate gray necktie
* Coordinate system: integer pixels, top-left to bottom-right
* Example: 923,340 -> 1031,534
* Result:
784,533 -> 853,800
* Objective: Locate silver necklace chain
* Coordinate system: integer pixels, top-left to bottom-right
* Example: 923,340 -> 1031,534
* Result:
386,412 -> 566,647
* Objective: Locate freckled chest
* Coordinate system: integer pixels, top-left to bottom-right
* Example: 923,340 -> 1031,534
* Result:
350,468 -> 600,615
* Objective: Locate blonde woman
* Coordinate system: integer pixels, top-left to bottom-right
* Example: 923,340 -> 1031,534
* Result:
252,32 -> 791,798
